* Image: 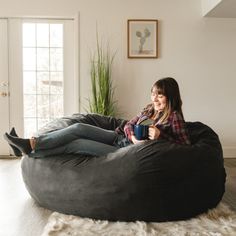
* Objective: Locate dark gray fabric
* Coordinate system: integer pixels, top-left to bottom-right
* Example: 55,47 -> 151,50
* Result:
21,113 -> 226,222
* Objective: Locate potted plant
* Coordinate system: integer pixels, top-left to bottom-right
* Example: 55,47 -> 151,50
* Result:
88,33 -> 117,116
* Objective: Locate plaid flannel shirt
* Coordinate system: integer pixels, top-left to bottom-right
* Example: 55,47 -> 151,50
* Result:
123,110 -> 191,145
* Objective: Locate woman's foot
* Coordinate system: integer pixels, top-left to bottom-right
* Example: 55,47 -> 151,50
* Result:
9,128 -> 22,157
4,133 -> 32,155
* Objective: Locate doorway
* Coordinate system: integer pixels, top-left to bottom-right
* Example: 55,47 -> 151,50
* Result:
0,17 -> 78,156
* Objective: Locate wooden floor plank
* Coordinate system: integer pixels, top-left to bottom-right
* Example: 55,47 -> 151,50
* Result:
222,158 -> 236,211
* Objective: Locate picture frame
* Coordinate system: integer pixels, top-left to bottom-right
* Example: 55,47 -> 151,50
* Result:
127,19 -> 158,59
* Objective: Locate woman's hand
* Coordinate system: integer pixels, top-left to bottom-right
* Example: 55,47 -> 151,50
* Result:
131,135 -> 145,144
148,125 -> 160,140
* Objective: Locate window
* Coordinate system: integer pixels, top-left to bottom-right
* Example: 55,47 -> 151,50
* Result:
0,17 -> 77,146
22,22 -> 64,137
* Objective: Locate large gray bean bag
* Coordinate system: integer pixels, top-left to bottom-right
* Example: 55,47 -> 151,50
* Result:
21,113 -> 226,222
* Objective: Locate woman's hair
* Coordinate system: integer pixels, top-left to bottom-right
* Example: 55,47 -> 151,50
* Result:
144,77 -> 184,123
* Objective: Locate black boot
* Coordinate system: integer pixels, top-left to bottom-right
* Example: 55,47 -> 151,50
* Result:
9,128 -> 22,157
4,133 -> 32,155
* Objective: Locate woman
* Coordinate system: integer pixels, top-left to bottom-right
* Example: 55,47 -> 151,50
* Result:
4,77 -> 190,157
125,77 -> 190,145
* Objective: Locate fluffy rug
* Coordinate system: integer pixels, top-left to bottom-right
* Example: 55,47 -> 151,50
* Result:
41,203 -> 236,236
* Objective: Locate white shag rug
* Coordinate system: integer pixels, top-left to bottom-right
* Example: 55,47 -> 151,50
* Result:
41,202 -> 236,236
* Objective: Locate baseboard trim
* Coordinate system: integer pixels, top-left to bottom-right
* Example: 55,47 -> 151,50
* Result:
223,147 -> 236,158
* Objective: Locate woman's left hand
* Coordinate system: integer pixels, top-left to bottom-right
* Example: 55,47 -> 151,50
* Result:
148,125 -> 160,140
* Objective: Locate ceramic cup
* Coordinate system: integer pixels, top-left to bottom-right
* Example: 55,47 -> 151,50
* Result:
134,125 -> 149,140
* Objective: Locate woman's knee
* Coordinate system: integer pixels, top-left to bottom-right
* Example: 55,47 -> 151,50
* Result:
69,123 -> 85,133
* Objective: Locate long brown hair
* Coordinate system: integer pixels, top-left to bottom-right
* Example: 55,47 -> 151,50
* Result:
144,77 -> 184,123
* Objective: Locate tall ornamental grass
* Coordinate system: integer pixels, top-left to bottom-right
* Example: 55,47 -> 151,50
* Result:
88,35 -> 117,116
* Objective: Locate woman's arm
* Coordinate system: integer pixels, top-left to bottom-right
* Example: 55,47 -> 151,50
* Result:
124,104 -> 154,143
123,115 -> 140,142
168,111 -> 191,145
154,111 -> 190,145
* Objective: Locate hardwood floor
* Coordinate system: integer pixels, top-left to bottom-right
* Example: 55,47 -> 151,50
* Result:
223,158 -> 236,211
0,158 -> 235,236
0,158 -> 52,236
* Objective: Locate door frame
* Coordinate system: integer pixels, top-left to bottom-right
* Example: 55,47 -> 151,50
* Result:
0,19 -> 10,157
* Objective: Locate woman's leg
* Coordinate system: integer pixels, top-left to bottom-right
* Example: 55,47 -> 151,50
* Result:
30,138 -> 119,157
35,123 -> 118,151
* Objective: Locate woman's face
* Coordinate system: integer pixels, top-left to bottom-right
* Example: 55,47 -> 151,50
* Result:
151,87 -> 167,112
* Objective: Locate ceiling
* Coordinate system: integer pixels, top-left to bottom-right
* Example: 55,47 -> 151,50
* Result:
205,0 -> 236,18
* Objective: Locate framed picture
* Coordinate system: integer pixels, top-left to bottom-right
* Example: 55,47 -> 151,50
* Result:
127,19 -> 158,58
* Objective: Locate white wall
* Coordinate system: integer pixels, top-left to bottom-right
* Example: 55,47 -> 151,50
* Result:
0,0 -> 236,157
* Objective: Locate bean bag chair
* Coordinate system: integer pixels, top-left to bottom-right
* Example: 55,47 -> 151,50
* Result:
21,113 -> 226,222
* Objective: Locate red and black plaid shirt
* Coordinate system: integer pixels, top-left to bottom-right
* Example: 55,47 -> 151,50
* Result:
123,110 -> 191,145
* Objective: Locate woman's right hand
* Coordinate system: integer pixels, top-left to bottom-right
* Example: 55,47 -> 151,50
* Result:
131,135 -> 145,144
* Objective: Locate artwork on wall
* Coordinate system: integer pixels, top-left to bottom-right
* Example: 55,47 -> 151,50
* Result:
127,19 -> 158,59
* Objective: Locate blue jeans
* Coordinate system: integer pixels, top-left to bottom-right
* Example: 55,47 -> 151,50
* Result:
29,123 -> 122,157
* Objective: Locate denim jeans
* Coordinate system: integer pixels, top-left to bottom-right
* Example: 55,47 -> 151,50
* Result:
29,123 -> 122,157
